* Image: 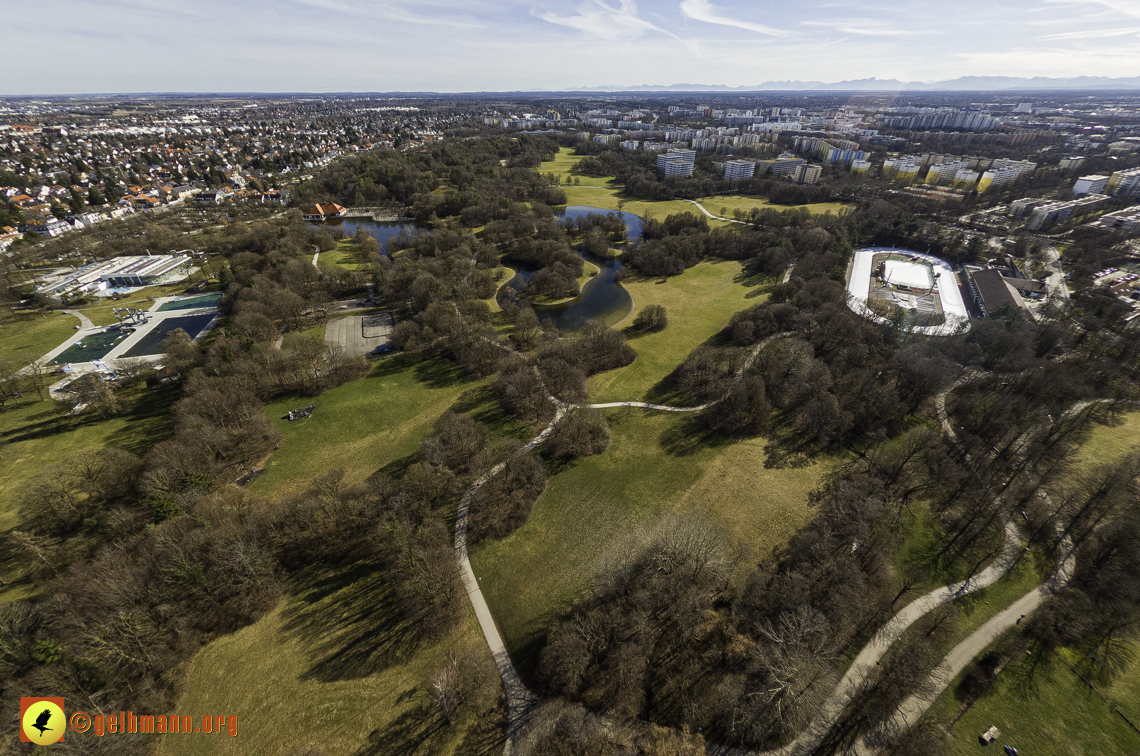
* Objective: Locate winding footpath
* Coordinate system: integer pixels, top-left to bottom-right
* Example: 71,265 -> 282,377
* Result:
684,199 -> 748,225
454,332 -> 1088,755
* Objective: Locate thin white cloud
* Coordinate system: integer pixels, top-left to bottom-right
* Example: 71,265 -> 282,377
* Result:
293,0 -> 478,27
679,0 -> 787,37
1038,25 -> 1140,38
1043,0 -> 1140,20
801,20 -> 911,36
537,0 -> 675,40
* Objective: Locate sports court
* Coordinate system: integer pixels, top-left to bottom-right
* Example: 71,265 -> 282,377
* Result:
324,311 -> 395,356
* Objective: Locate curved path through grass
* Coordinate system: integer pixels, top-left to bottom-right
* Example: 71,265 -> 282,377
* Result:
455,325 -> 1093,755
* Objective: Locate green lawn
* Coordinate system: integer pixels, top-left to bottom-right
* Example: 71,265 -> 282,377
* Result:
0,310 -> 80,366
319,239 -> 369,271
482,266 -> 516,315
251,356 -> 492,497
537,147 -> 594,179
694,194 -> 852,219
587,260 -> 768,403
560,185 -> 727,227
160,563 -> 505,756
928,638 -> 1140,756
468,409 -> 826,678
1073,409 -> 1140,466
0,385 -> 177,602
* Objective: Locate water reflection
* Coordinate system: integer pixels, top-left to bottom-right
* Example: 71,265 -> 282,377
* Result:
497,206 -> 641,331
310,218 -> 419,253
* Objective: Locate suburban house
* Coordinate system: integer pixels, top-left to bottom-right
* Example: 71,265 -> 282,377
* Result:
303,202 -> 348,220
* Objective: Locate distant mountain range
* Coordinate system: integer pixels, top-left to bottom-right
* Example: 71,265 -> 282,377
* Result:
577,76 -> 1140,92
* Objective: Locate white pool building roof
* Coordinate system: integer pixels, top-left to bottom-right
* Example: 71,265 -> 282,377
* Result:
883,259 -> 933,290
847,247 -> 970,336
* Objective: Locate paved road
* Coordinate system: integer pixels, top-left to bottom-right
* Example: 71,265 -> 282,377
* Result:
1041,245 -> 1070,304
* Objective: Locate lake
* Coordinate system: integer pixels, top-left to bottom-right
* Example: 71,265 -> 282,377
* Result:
497,206 -> 641,331
311,218 -> 419,253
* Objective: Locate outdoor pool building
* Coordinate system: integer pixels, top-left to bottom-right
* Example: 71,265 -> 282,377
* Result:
37,254 -> 194,298
846,247 -> 970,336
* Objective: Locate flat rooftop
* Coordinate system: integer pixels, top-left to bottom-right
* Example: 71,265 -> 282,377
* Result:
883,259 -> 933,290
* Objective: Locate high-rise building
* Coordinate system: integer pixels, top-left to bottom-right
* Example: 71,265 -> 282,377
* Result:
1026,194 -> 1108,231
723,160 -> 755,181
925,161 -> 970,186
1106,167 -> 1140,198
1059,156 -> 1086,172
657,148 -> 696,178
793,164 -> 822,185
954,168 -> 980,188
977,159 -> 1037,192
756,153 -> 807,177
883,156 -> 924,183
850,159 -> 872,174
1073,175 -> 1110,197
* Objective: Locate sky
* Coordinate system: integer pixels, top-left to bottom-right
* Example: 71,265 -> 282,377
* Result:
4,0 -> 1140,94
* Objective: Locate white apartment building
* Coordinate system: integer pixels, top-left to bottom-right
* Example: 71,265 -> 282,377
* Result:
724,160 -> 756,181
1026,194 -> 1108,231
657,149 -> 696,178
1073,175 -> 1110,197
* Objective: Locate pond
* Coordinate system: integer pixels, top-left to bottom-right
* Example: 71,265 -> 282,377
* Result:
310,218 -> 420,253
497,206 -> 641,331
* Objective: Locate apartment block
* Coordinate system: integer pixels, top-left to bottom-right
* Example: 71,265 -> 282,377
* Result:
793,164 -> 823,185
1094,206 -> 1140,233
1026,194 -> 1108,231
1106,167 -> 1140,198
657,148 -> 696,178
756,153 -> 807,177
724,160 -> 756,181
1073,174 -> 1110,197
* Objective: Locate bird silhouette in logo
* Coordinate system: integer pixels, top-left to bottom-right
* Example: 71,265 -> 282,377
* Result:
31,708 -> 53,736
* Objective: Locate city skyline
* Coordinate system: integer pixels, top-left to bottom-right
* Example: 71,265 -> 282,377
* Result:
5,0 -> 1140,94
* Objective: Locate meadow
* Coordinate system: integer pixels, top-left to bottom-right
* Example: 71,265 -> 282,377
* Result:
0,309 -> 80,366
160,563 -> 504,756
588,259 -> 769,402
250,356 -> 498,497
469,409 -> 826,678
0,383 -> 177,602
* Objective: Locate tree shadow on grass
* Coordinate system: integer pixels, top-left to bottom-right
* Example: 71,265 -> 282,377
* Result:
366,353 -> 410,379
760,423 -> 819,470
352,699 -> 507,756
103,385 -> 178,454
281,561 -> 420,683
2,384 -> 176,455
657,414 -> 735,457
414,357 -> 481,390
353,701 -> 448,756
448,385 -> 534,443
